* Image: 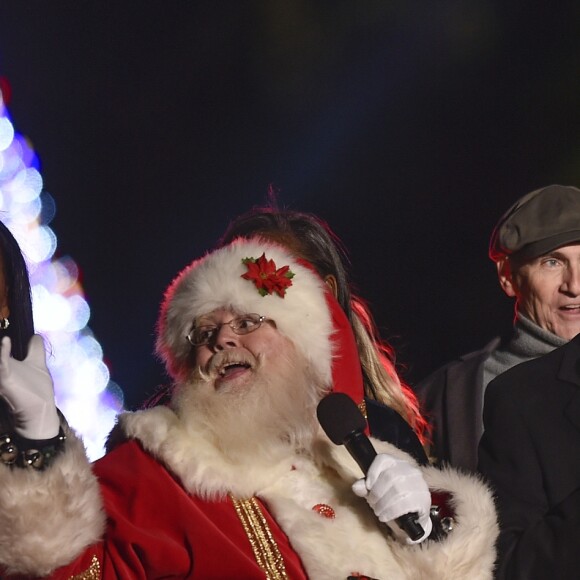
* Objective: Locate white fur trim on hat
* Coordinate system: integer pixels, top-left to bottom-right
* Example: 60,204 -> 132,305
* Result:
156,238 -> 334,383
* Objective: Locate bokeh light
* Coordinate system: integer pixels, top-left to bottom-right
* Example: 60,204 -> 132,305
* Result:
0,80 -> 124,460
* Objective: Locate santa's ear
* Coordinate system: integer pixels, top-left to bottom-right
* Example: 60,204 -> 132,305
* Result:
496,257 -> 517,297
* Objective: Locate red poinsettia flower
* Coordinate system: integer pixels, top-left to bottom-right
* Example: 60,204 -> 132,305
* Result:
241,253 -> 295,297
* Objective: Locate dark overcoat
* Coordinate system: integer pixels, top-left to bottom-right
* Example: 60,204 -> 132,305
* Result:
479,334 -> 580,579
415,338 -> 500,470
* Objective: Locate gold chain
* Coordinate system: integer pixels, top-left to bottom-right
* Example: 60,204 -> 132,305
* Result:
68,555 -> 101,579
231,495 -> 289,580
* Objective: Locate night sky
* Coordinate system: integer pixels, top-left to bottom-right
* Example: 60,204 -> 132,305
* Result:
0,1 -> 579,409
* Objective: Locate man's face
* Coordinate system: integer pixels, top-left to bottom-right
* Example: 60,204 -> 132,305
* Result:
178,308 -> 323,460
193,308 -> 293,391
499,242 -> 580,340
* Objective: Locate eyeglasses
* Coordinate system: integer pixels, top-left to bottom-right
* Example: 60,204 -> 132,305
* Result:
186,313 -> 267,346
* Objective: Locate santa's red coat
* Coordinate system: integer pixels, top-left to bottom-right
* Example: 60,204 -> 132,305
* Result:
48,439 -> 307,579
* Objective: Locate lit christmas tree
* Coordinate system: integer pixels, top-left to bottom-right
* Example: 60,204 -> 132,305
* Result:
0,78 -> 123,460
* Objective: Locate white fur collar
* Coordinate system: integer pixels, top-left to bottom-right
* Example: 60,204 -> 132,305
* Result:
119,406 -> 301,499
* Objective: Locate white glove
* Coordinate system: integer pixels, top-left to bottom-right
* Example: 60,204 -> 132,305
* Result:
0,335 -> 60,440
352,453 -> 433,545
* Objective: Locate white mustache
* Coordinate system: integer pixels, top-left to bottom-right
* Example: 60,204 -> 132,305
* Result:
202,349 -> 260,379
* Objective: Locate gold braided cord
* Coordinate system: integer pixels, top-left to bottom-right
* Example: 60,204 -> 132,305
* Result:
68,555 -> 101,579
231,495 -> 289,580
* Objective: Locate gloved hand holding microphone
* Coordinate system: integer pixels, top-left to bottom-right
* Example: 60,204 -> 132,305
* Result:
352,453 -> 433,544
317,392 -> 432,545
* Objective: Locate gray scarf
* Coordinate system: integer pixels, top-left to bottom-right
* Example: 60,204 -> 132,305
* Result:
483,314 -> 567,389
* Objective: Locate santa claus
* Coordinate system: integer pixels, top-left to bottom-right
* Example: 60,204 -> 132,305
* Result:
0,238 -> 497,579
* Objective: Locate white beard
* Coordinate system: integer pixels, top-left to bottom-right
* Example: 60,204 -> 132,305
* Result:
171,344 -> 328,466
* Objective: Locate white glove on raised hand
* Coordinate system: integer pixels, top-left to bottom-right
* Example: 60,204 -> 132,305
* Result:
352,453 -> 433,545
0,335 -> 60,440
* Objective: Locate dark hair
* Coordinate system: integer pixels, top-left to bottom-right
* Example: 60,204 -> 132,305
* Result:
0,220 -> 34,360
0,219 -> 35,431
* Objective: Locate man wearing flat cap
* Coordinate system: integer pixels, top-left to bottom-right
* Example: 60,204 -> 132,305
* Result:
478,186 -> 580,578
416,184 -> 580,471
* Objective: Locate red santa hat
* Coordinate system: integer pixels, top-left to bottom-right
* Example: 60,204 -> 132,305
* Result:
156,237 -> 364,405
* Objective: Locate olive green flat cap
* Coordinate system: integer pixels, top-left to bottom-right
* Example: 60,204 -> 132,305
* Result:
489,184 -> 580,262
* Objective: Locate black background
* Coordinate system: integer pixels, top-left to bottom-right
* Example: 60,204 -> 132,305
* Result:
0,1 -> 579,409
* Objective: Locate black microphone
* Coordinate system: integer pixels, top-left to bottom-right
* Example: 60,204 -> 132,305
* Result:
317,392 -> 425,542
